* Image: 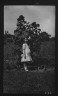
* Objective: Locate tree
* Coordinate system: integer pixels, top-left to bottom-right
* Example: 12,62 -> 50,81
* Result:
14,15 -> 29,44
14,15 -> 41,44
28,22 -> 41,56
4,30 -> 9,40
5,30 -> 9,35
50,37 -> 55,41
39,31 -> 51,42
14,15 -> 42,67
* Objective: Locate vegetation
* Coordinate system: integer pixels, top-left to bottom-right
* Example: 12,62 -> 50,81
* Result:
3,69 -> 55,94
4,39 -> 55,93
4,30 -> 15,44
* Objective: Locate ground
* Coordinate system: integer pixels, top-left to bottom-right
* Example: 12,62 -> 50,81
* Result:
3,69 -> 55,94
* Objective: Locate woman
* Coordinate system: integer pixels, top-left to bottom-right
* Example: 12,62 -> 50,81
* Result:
21,38 -> 32,71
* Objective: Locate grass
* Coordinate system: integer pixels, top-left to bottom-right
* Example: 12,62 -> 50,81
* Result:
3,69 -> 55,94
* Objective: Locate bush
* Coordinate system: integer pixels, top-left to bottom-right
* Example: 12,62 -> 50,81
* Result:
7,39 -> 13,43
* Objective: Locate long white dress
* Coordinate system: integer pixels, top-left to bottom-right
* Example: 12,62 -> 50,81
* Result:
21,43 -> 32,62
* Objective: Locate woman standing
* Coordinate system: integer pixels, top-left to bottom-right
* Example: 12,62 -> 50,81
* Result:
21,38 -> 32,71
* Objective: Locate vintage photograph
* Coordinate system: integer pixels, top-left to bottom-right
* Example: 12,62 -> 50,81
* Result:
4,5 -> 55,94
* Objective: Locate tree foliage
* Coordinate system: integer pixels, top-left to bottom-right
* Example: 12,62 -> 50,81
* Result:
14,15 -> 41,41
39,31 -> 51,41
14,15 -> 42,54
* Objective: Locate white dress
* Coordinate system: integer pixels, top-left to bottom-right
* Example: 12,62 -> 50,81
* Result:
21,43 -> 32,62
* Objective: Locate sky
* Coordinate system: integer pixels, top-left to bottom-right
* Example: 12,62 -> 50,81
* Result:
4,5 -> 55,37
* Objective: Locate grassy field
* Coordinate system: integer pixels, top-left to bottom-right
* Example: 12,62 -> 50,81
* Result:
3,69 -> 55,94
